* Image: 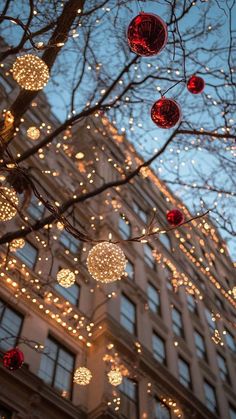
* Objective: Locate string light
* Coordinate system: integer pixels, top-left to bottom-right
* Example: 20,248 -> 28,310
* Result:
12,55 -> 49,90
9,238 -> 25,251
87,242 -> 127,283
73,367 -> 92,385
107,369 -> 123,386
0,187 -> 19,222
27,126 -> 40,140
56,269 -> 75,288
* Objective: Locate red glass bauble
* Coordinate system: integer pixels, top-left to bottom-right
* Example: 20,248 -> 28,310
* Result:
187,75 -> 205,94
127,13 -> 168,56
166,209 -> 184,226
151,98 -> 181,129
3,348 -> 24,371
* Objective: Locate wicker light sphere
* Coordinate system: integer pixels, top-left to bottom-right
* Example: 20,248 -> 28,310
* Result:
73,367 -> 92,385
12,54 -> 49,91
57,269 -> 75,288
87,242 -> 127,283
10,238 -> 25,251
107,369 -> 123,386
0,186 -> 19,222
27,126 -> 40,140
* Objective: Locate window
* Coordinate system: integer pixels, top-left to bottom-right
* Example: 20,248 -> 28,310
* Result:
38,336 -> 75,399
159,234 -> 171,250
0,75 -> 12,93
154,398 -> 171,419
144,244 -> 155,269
178,357 -> 191,389
215,296 -> 224,311
126,260 -> 134,281
59,230 -> 80,253
205,308 -> 215,333
225,328 -> 236,353
172,307 -> 184,338
15,241 -> 38,269
194,330 -> 207,361
217,353 -> 230,383
147,283 -> 160,314
54,282 -> 80,306
120,294 -> 136,335
152,333 -> 166,364
204,380 -> 218,414
119,215 -> 131,239
133,201 -> 147,223
27,195 -> 45,220
187,294 -> 198,315
0,300 -> 23,351
229,404 -> 236,419
0,406 -> 12,419
119,377 -> 138,418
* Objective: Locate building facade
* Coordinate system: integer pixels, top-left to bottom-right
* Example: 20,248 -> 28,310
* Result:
0,52 -> 236,419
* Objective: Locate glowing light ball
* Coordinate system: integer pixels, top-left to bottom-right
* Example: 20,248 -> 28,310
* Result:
0,186 -> 19,222
3,348 -> 24,371
166,209 -> 184,226
57,269 -> 75,288
151,98 -> 181,129
12,55 -> 49,91
87,242 -> 127,283
187,75 -> 205,94
107,369 -> 123,386
73,367 -> 92,385
127,12 -> 168,56
56,221 -> 64,231
27,126 -> 40,140
10,238 -> 25,251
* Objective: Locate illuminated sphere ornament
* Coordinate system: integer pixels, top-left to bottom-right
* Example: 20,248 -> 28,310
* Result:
10,238 -> 25,252
187,75 -> 205,94
166,209 -> 184,226
57,269 -> 75,288
87,242 -> 127,283
127,12 -> 168,56
107,369 -> 123,386
3,348 -> 24,371
12,54 -> 49,91
73,367 -> 92,385
0,186 -> 19,222
27,126 -> 40,140
151,98 -> 181,129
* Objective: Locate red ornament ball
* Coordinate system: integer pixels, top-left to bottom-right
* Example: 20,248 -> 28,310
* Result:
3,348 -> 24,371
151,98 -> 181,129
166,209 -> 184,226
127,12 -> 168,56
187,75 -> 205,94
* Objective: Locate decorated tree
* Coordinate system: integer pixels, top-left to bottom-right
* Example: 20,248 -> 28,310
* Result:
0,1 -> 235,416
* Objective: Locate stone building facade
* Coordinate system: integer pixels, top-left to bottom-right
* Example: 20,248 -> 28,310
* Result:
0,52 -> 235,419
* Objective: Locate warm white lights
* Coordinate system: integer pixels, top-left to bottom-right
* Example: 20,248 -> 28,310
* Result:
9,238 -> 25,251
12,55 -> 49,90
0,187 -> 19,222
73,367 -> 92,385
27,126 -> 40,140
107,369 -> 123,386
56,269 -> 75,288
87,242 -> 127,283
